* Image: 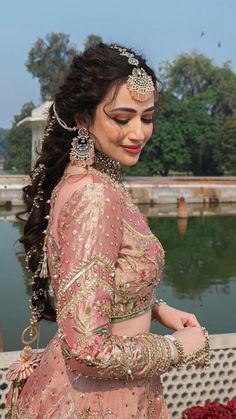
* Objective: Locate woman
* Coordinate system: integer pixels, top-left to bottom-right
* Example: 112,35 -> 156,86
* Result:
9,43 -> 209,418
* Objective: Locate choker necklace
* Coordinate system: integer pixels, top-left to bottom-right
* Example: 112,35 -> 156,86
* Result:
91,149 -> 123,183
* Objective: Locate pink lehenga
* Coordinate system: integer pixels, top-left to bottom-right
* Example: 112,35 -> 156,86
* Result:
13,167 -> 171,419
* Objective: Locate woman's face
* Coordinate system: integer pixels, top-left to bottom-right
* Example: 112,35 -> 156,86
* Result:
87,82 -> 155,166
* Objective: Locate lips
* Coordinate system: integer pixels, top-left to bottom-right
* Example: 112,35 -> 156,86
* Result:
121,145 -> 142,154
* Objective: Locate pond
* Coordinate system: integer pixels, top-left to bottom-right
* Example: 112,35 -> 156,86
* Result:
0,204 -> 236,352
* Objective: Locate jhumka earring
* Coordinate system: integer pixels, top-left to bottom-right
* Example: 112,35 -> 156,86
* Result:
53,103 -> 95,167
70,127 -> 95,167
110,45 -> 162,101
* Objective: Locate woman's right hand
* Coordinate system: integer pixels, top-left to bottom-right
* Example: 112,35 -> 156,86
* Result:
171,326 -> 206,363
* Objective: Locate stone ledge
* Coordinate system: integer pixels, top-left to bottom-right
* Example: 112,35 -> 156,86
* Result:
1,176 -> 236,205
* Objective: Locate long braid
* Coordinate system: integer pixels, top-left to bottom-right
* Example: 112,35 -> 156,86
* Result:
18,113 -> 73,322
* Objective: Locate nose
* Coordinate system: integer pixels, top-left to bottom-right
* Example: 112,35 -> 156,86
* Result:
129,119 -> 146,142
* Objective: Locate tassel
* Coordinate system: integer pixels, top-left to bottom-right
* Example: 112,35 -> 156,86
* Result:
39,234 -> 48,279
6,346 -> 42,416
6,226 -> 46,416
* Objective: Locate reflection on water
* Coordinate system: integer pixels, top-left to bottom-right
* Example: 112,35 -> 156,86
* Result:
148,216 -> 236,297
177,218 -> 188,240
148,212 -> 236,336
0,204 -> 236,350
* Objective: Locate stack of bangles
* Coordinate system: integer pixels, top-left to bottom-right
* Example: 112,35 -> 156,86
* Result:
154,299 -> 210,369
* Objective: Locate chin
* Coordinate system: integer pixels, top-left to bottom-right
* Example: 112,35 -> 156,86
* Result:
121,157 -> 140,167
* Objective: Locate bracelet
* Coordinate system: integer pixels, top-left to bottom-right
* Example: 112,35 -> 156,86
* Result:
164,335 -> 176,364
155,299 -> 167,307
172,327 -> 210,369
172,338 -> 186,369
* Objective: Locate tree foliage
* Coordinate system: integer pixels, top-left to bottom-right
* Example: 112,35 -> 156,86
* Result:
26,32 -> 77,101
26,32 -> 104,102
5,102 -> 35,173
144,93 -> 190,176
84,34 -> 103,50
0,128 -> 9,161
180,98 -> 223,175
0,128 -> 8,140
161,52 -> 215,98
148,215 -> 236,297
218,114 -> 236,174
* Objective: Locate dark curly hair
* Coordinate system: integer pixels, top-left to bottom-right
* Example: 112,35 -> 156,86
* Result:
18,42 -> 159,322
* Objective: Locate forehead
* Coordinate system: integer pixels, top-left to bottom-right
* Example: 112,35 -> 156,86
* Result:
103,82 -> 155,111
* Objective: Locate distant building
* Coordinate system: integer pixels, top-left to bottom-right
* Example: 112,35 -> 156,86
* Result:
18,101 -> 52,167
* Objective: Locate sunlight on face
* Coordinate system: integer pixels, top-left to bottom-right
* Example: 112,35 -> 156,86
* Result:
89,82 -> 155,166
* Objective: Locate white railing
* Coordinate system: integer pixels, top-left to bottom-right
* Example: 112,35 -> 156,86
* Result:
162,333 -> 236,417
0,333 -> 235,418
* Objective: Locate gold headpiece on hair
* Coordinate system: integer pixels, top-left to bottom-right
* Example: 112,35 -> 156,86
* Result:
110,45 -> 162,101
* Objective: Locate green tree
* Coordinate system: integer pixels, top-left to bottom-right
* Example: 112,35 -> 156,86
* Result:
26,32 -> 77,101
145,93 -> 190,176
84,34 -> 103,50
0,128 -> 9,165
161,52 -> 236,120
159,53 -> 236,175
5,102 -> 35,174
218,114 -> 236,174
161,52 -> 215,98
180,98 -> 223,175
0,128 -> 9,140
208,65 -> 236,119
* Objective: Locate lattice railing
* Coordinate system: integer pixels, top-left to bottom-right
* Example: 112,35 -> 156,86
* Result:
0,334 -> 235,418
162,333 -> 236,417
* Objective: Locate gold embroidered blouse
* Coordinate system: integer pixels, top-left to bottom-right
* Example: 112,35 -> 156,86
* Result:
47,168 -> 171,380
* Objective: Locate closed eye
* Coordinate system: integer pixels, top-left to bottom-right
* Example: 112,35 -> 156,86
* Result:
141,118 -> 153,124
114,118 -> 153,125
113,118 -> 129,125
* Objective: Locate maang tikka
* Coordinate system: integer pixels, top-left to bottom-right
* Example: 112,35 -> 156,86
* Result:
110,45 -> 162,101
53,103 -> 95,167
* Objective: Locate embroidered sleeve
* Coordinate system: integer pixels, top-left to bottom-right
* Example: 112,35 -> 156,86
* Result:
56,180 -> 172,380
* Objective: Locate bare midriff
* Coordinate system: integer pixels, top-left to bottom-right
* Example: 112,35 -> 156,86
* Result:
110,309 -> 152,337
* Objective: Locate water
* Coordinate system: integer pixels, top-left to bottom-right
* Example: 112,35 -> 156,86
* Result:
0,206 -> 236,351
149,215 -> 236,336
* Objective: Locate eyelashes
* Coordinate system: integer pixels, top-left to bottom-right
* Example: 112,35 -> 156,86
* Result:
113,118 -> 153,125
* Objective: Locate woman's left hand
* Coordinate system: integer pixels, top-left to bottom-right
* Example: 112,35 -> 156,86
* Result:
152,304 -> 201,331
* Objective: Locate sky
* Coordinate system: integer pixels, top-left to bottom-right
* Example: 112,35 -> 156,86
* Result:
1,0 -> 236,129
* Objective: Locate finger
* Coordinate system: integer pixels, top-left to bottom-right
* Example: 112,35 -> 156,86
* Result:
184,317 -> 201,327
174,320 -> 186,331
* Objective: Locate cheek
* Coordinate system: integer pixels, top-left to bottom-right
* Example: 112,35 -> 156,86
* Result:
103,119 -> 125,143
145,125 -> 154,141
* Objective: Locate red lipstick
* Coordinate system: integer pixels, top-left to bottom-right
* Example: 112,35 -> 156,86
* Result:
121,145 -> 142,154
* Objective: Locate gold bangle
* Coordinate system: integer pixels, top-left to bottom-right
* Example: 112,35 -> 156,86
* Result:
164,335 -> 176,364
172,338 -> 186,368
172,327 -> 210,369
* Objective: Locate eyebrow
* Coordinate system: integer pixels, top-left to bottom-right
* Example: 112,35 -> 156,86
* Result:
110,106 -> 155,113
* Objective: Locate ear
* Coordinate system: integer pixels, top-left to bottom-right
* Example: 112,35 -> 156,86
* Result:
74,113 -> 88,128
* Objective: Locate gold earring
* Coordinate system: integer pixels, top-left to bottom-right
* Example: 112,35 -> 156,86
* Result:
70,127 -> 95,167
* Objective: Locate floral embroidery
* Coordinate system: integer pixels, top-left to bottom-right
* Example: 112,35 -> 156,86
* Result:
46,174 -> 171,381
94,299 -> 111,317
14,391 -> 115,419
13,169 -> 169,418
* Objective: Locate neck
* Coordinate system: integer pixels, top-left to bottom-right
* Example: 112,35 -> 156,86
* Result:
92,149 -> 123,183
